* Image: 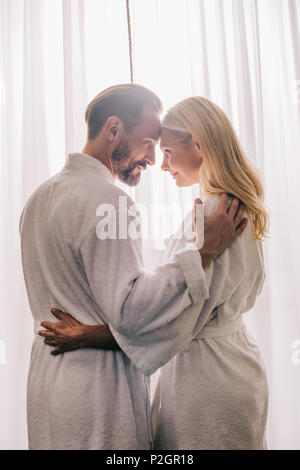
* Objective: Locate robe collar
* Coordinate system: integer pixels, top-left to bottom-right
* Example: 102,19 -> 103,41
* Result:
65,153 -> 115,185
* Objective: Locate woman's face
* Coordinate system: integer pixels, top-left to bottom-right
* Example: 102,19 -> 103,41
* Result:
160,128 -> 203,187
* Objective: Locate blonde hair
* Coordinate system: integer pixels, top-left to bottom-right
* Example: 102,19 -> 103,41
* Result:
162,97 -> 269,241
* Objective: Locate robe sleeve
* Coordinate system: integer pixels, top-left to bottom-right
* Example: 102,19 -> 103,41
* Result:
79,209 -> 209,341
110,215 -> 265,376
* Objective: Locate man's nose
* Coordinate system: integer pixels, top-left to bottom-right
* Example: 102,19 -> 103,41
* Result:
161,154 -> 170,172
145,147 -> 156,166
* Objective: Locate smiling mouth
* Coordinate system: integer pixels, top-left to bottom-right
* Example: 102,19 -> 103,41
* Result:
172,172 -> 178,178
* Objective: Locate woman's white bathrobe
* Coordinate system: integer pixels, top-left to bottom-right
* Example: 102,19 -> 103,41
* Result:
117,193 -> 268,450
149,195 -> 269,450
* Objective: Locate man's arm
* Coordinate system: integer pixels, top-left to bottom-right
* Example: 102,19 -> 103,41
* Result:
39,194 -> 247,356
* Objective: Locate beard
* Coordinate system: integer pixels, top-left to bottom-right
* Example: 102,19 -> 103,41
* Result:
112,139 -> 147,187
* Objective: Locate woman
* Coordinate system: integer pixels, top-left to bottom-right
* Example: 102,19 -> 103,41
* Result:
40,97 -> 269,450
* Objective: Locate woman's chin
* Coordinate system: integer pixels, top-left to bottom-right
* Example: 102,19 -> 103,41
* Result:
174,177 -> 193,188
176,180 -> 189,187
171,173 -> 192,187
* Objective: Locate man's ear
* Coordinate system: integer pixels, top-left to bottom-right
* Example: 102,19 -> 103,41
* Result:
104,116 -> 123,142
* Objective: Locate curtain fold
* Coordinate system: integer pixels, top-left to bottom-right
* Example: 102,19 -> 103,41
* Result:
22,0 -> 50,200
62,0 -> 88,154
0,0 -> 299,449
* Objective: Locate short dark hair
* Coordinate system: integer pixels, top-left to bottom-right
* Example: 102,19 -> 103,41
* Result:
85,84 -> 162,140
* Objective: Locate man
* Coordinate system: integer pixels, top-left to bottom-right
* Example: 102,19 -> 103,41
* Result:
20,84 -> 247,450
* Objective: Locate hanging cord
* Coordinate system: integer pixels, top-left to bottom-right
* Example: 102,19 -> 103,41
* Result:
126,0 -> 134,83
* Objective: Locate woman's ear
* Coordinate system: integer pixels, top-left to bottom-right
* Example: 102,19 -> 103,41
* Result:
195,141 -> 203,160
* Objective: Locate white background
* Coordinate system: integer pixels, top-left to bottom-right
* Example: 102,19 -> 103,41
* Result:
0,0 -> 300,449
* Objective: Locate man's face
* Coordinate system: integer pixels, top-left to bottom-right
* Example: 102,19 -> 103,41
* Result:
112,106 -> 161,186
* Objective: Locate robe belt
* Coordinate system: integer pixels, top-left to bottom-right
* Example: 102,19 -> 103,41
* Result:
193,316 -> 245,340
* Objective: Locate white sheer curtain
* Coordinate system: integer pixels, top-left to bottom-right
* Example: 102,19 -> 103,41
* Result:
130,0 -> 300,450
0,0 -> 299,450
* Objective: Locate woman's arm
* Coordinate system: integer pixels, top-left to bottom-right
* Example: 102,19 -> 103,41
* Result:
38,308 -> 120,356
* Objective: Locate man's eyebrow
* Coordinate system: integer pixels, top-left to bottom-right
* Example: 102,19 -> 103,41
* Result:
144,136 -> 160,143
152,127 -> 161,141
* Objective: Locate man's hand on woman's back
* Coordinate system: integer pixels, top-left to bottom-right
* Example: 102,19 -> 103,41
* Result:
195,193 -> 247,268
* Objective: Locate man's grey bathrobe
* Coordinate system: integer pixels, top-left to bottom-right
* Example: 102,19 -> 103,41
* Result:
20,153 -> 211,450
